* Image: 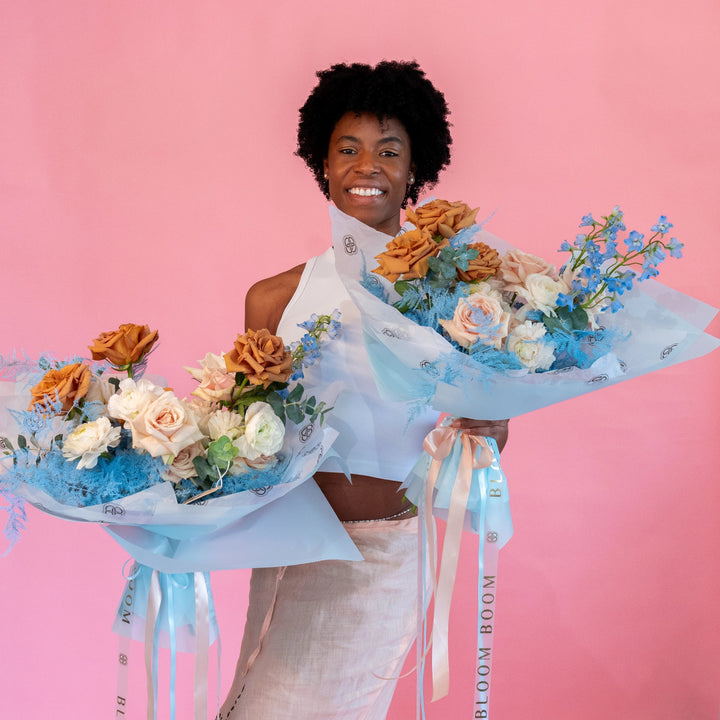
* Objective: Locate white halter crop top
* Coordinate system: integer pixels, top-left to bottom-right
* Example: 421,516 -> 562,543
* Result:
276,247 -> 439,483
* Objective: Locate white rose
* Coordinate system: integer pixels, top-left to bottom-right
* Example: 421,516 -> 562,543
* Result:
515,273 -> 569,317
185,397 -> 215,437
506,321 -> 556,372
129,391 -> 204,462
85,373 -> 121,407
62,417 -> 122,469
107,378 -> 164,423
234,402 -> 285,461
207,408 -> 245,441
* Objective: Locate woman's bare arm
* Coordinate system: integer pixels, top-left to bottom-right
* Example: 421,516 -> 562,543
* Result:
244,263 -> 306,334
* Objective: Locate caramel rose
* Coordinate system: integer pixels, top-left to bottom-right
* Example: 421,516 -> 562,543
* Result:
89,323 -> 159,368
29,362 -> 92,413
373,228 -> 450,283
405,200 -> 479,239
457,242 -> 502,283
224,329 -> 293,388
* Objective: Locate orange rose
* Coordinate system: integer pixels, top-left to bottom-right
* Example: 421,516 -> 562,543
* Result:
89,323 -> 159,368
405,200 -> 479,239
224,329 -> 293,388
29,362 -> 92,413
372,228 -> 450,283
457,242 -> 502,283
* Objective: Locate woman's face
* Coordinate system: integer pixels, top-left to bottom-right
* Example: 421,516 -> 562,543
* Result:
323,112 -> 414,236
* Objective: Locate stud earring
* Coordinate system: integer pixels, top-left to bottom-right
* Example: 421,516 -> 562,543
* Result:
324,172 -> 328,179
408,174 -> 415,184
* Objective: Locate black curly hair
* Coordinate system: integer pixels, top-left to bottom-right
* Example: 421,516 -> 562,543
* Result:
296,60 -> 452,206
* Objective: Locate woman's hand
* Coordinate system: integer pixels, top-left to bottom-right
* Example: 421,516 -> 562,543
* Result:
448,418 -> 509,453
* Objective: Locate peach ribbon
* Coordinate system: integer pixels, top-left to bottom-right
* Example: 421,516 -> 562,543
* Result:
421,425 -> 494,702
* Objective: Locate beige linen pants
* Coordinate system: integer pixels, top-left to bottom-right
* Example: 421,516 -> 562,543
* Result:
218,517 -> 419,720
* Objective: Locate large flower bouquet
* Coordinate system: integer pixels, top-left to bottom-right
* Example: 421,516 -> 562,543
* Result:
0,315 -> 359,720
331,200 -> 719,715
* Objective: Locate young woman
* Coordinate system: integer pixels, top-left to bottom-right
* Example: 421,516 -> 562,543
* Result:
219,60 -> 508,720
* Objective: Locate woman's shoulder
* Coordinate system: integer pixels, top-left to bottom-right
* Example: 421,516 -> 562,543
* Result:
245,263 -> 306,333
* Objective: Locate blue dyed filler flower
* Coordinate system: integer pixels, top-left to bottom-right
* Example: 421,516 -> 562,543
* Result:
651,215 -> 673,234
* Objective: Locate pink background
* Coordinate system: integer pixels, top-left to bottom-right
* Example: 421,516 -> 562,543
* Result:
1,2 -> 719,718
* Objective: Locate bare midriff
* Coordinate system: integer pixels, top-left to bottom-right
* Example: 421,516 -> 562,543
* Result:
314,470 -> 414,522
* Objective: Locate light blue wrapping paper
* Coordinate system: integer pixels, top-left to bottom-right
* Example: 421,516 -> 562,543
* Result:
330,205 -> 720,420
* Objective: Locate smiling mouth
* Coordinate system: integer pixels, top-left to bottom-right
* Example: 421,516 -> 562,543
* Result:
347,187 -> 385,197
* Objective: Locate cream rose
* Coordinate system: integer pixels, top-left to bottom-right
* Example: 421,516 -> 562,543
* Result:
439,288 -> 510,349
515,273 -> 569,316
234,402 -> 285,461
62,417 -> 122,469
129,391 -> 204,462
206,408 -> 245,441
164,441 -> 205,483
498,249 -> 556,289
107,378 -> 164,423
507,321 -> 556,372
185,353 -> 236,403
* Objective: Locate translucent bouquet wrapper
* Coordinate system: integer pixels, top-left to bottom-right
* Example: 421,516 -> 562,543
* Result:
330,204 -> 719,716
0,378 -> 360,720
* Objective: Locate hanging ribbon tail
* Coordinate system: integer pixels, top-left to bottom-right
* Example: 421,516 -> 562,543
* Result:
112,562 -> 220,720
403,426 -> 513,715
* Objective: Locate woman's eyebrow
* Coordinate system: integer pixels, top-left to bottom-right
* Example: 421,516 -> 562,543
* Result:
332,135 -> 406,145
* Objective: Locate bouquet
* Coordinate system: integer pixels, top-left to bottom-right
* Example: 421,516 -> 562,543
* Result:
0,315 -> 360,720
330,200 -> 719,715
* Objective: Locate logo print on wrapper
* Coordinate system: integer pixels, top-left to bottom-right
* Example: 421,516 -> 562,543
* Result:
118,653 -> 128,666
299,424 -> 314,443
587,374 -> 609,384
103,503 -> 125,517
250,487 -> 272,496
661,343 -> 678,359
486,531 -> 498,543
343,235 -> 357,255
420,360 -> 440,378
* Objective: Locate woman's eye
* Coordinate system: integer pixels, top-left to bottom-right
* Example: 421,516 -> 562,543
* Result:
380,150 -> 399,157
339,148 -> 356,155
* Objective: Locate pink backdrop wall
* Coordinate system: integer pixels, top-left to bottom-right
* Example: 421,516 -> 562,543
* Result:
1,2 -> 719,718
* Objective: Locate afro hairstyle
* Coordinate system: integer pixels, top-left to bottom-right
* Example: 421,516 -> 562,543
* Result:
296,60 -> 452,206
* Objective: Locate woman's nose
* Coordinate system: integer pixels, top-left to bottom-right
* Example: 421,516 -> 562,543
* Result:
353,150 -> 378,174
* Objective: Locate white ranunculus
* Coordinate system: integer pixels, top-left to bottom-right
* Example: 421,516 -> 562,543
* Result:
62,417 -> 122,469
206,408 -> 245,441
234,402 -> 285,461
506,321 -> 556,372
107,378 -> 164,423
516,273 -> 569,317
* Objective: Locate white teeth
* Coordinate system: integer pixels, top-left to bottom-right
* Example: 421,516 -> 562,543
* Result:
348,187 -> 383,196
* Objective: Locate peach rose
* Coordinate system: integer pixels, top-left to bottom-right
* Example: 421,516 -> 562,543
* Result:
129,390 -> 204,462
29,362 -> 92,413
372,228 -> 449,282
457,242 -> 502,283
185,352 -> 236,403
224,329 -> 293,388
89,323 -> 159,368
406,200 -> 479,238
439,288 -> 510,349
497,249 -> 556,290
